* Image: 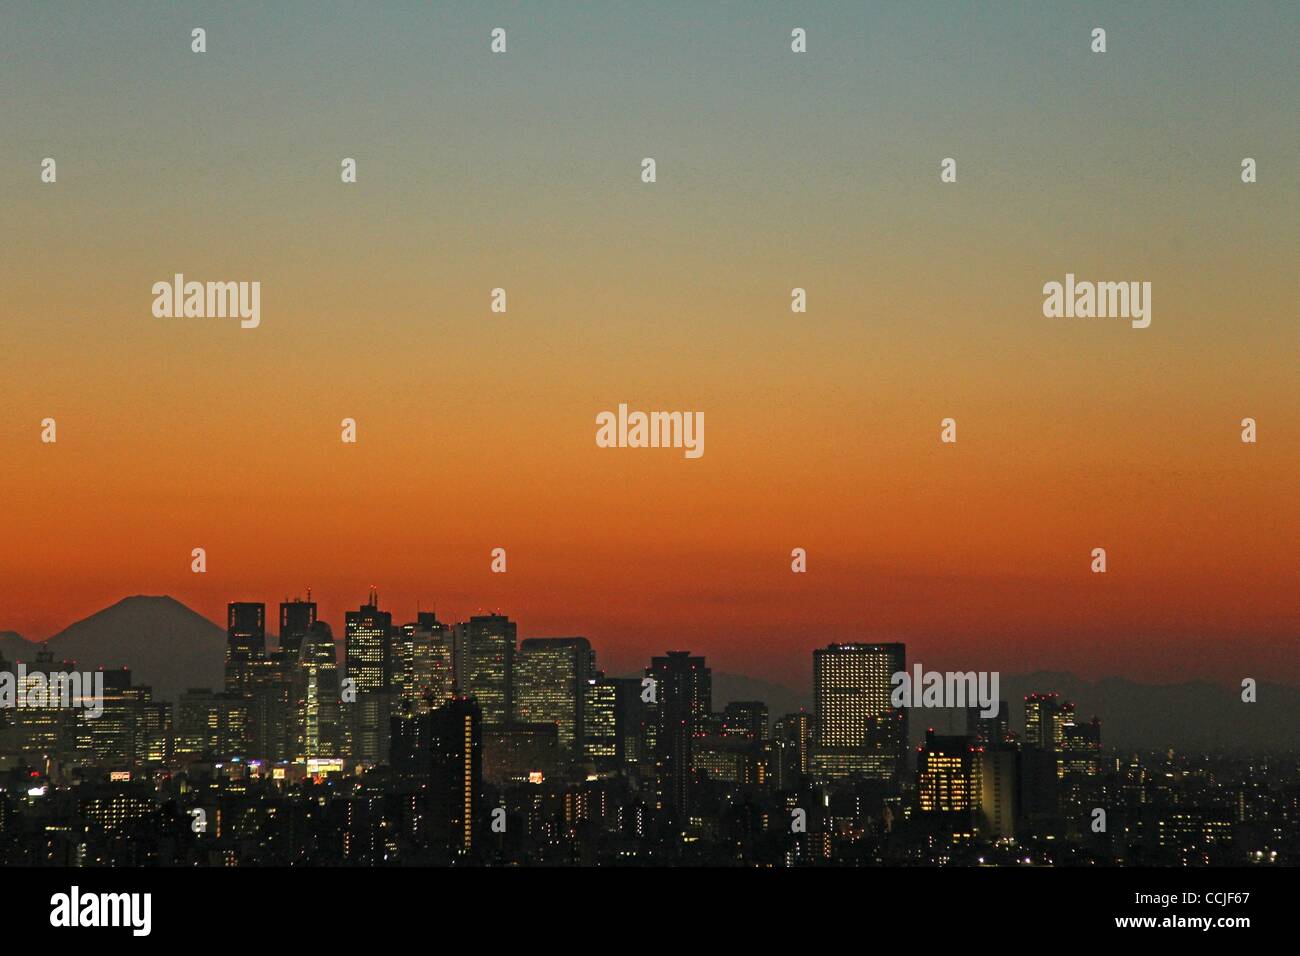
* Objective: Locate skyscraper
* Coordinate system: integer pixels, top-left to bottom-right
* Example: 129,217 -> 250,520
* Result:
647,651 -> 711,815
345,591 -> 394,763
917,730 -> 978,837
344,590 -> 391,694
454,614 -> 516,726
279,596 -> 317,659
295,620 -> 341,761
1024,693 -> 1067,750
721,700 -> 769,740
391,696 -> 482,859
966,701 -> 1012,750
226,602 -> 266,662
812,643 -> 907,782
393,612 -> 454,713
513,637 -> 594,754
583,674 -> 645,769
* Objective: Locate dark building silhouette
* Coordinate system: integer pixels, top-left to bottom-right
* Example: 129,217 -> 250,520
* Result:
647,651 -> 711,816
391,696 -> 483,859
279,596 -> 318,659
226,602 -> 266,663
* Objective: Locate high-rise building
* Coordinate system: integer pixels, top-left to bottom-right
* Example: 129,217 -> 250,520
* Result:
393,612 -> 454,713
977,748 -> 1017,839
10,648 -> 81,760
513,637 -> 594,754
345,590 -> 392,694
345,591 -> 395,764
279,596 -> 318,659
391,696 -> 482,859
1024,693 -> 1068,750
647,651 -> 711,815
917,730 -> 977,837
1061,715 -> 1102,775
721,700 -> 769,740
966,702 -> 1012,750
582,675 -> 644,769
812,643 -> 907,781
767,711 -> 815,790
226,602 -> 266,663
294,620 -> 341,760
177,688 -> 249,759
74,669 -> 148,768
454,614 -> 516,726
241,653 -> 295,762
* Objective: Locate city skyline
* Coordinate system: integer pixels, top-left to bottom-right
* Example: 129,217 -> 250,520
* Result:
2,589 -> 1292,871
4,587 -> 1295,700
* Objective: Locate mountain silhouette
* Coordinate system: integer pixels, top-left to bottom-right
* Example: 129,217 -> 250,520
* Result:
42,595 -> 226,703
0,630 -> 38,664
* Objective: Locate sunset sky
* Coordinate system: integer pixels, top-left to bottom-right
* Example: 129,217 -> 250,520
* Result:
1,2 -> 1296,689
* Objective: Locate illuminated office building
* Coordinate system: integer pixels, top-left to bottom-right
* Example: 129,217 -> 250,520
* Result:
393,612 -> 454,712
1024,693 -> 1069,751
453,614 -> 516,726
513,637 -> 594,754
582,674 -> 643,769
345,590 -> 392,694
812,643 -> 907,781
295,620 -> 341,759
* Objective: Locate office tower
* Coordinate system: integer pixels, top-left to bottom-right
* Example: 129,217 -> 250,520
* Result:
582,674 -> 644,769
721,701 -> 769,740
513,637 -> 594,754
1059,715 -> 1103,819
966,702 -> 1011,750
242,653 -> 295,762
391,696 -> 482,859
136,699 -> 172,766
226,602 -> 266,662
343,591 -> 394,763
647,651 -> 711,815
11,648 -> 81,761
774,711 -> 815,777
393,612 -> 454,713
345,590 -> 392,694
177,689 -> 249,759
1024,693 -> 1068,750
916,730 -> 977,837
812,643 -> 907,782
295,621 -> 341,760
1061,715 -> 1102,775
454,614 -> 516,726
279,596 -> 318,659
74,669 -> 147,768
977,748 -> 1017,839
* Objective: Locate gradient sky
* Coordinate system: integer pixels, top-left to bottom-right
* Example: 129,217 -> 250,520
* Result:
1,2 -> 1296,689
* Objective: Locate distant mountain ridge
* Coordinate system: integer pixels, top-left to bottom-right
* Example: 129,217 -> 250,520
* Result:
3,598 -> 1297,750
39,596 -> 225,703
